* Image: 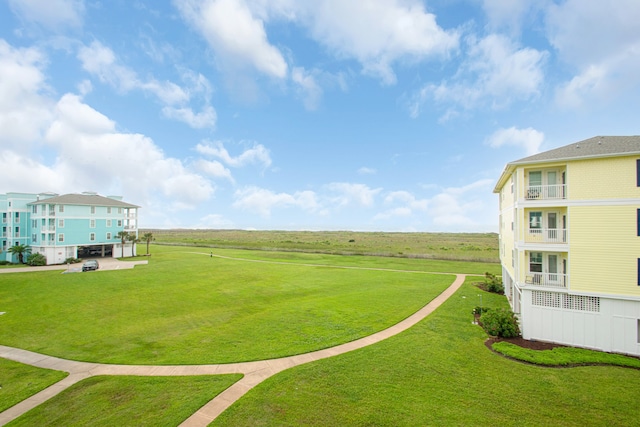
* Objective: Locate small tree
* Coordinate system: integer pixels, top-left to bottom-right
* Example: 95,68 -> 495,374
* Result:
8,244 -> 31,264
127,233 -> 139,257
116,231 -> 129,258
141,232 -> 154,255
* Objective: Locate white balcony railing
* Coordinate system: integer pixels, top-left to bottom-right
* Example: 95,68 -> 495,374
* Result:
526,228 -> 567,243
526,184 -> 566,200
525,272 -> 567,288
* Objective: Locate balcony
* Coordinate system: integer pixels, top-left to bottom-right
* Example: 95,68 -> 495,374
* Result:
525,184 -> 566,200
525,228 -> 567,244
525,272 -> 567,288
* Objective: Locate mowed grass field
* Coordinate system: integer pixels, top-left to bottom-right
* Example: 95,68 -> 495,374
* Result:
214,278 -> 640,426
0,245 -> 471,365
2,240 -> 639,426
144,229 -> 499,262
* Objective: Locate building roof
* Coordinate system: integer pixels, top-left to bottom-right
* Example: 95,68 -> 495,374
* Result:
29,193 -> 139,208
511,135 -> 640,164
493,135 -> 640,193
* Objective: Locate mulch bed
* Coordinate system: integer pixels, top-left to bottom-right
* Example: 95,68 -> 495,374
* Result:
485,336 -> 566,351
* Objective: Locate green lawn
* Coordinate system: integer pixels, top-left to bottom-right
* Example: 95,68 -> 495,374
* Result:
0,359 -> 67,413
493,341 -> 640,369
214,279 -> 640,426
7,375 -> 242,427
0,245 -> 455,364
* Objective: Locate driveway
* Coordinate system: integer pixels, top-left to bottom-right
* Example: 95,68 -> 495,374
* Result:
0,258 -> 148,274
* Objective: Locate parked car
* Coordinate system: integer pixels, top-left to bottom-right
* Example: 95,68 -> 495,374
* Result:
82,260 -> 99,272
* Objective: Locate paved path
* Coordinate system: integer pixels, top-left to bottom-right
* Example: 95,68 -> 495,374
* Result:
0,258 -> 148,274
0,268 -> 465,426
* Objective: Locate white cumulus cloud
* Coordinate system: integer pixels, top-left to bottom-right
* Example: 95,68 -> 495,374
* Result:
196,140 -> 272,169
486,127 -> 544,156
8,0 -> 85,30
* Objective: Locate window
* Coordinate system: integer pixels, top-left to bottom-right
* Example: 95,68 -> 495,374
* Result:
530,252 -> 543,273
32,220 -> 37,228
637,159 -> 640,187
32,234 -> 37,243
90,219 -> 96,228
107,232 -> 112,240
58,219 -> 64,228
91,206 -> 96,214
58,233 -> 64,242
14,226 -> 19,238
107,207 -> 112,214
117,220 -> 122,227
32,205 -> 38,214
59,205 -> 64,213
528,171 -> 542,199
106,219 -> 112,227
90,233 -> 95,241
638,209 -> 640,236
529,212 -> 542,232
2,213 -> 6,223
15,212 -> 19,221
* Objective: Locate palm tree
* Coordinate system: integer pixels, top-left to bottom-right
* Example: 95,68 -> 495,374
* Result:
141,232 -> 155,255
8,244 -> 31,264
127,233 -> 139,257
116,231 -> 129,258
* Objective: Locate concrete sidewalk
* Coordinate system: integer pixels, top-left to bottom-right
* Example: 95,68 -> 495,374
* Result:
0,274 -> 465,426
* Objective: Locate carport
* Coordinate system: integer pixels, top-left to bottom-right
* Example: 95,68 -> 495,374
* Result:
78,244 -> 114,258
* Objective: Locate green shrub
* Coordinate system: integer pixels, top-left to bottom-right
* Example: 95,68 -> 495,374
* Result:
26,253 -> 47,266
479,308 -> 520,338
0,260 -> 14,266
472,306 -> 490,316
64,257 -> 82,264
483,272 -> 504,294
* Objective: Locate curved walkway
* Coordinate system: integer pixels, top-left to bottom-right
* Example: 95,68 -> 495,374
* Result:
0,273 -> 465,426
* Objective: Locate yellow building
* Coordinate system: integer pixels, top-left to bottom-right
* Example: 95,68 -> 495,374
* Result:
494,136 -> 640,356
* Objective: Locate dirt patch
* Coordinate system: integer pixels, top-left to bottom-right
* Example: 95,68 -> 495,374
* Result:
485,336 -> 566,351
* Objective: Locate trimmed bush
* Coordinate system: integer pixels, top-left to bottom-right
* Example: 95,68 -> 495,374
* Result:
64,257 -> 82,264
479,308 -> 520,338
26,253 -> 47,266
483,272 -> 504,294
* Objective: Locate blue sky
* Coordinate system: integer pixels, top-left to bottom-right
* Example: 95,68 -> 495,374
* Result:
1,0 -> 639,231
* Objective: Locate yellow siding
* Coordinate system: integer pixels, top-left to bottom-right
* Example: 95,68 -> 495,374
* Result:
569,205 -> 640,296
499,207 -> 515,278
568,156 -> 640,200
497,172 -> 516,279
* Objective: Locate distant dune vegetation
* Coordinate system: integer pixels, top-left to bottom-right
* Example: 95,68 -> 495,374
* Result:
142,229 -> 499,263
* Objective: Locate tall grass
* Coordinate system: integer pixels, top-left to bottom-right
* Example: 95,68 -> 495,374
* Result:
144,229 -> 499,262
